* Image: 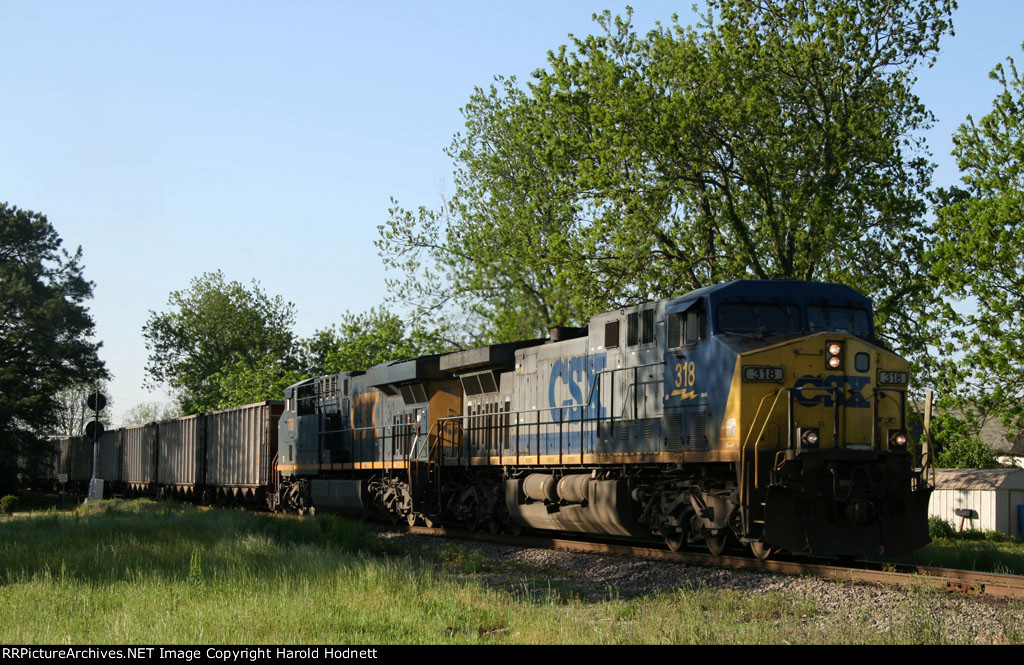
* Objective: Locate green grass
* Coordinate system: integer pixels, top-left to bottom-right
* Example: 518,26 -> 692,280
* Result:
871,517 -> 1024,574
883,539 -> 1024,575
8,490 -> 77,513
1,499 -> 1021,644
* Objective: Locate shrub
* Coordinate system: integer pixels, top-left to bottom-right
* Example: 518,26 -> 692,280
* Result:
934,432 -> 999,469
928,517 -> 956,540
0,494 -> 17,516
956,528 -> 987,541
927,516 -> 1012,542
984,529 -> 1011,543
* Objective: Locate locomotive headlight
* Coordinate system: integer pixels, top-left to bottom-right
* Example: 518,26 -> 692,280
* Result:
888,429 -> 908,449
826,341 -> 843,370
797,427 -> 820,450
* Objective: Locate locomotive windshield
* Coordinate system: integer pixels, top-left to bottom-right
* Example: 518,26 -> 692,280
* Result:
717,303 -> 801,336
716,301 -> 873,338
807,305 -> 872,337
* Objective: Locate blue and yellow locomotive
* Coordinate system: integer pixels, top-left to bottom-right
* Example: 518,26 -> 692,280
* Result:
275,280 -> 931,558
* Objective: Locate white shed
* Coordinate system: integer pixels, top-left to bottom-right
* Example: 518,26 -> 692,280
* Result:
928,468 -> 1024,540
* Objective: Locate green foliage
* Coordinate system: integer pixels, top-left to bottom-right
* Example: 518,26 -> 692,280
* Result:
949,528 -> 1011,543
0,203 -> 106,491
924,518 -> 1016,549
209,355 -> 303,410
934,435 -> 999,469
932,414 -> 1001,468
379,0 -> 955,350
928,516 -> 956,540
0,495 -> 17,516
310,307 -> 448,374
143,268 -> 449,410
930,44 -> 1024,431
187,548 -> 203,586
142,271 -> 298,413
119,401 -> 182,427
440,545 -> 494,574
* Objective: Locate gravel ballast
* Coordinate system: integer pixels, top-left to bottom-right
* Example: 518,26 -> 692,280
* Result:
381,531 -> 1024,644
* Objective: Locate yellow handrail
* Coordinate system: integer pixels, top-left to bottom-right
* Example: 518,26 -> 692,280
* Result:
751,391 -> 785,490
740,391 -> 775,505
739,390 -> 784,505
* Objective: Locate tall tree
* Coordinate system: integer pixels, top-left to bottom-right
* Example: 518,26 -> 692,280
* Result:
142,271 -> 297,413
304,307 -> 447,375
380,77 -> 597,343
931,45 -> 1024,431
209,356 -> 304,410
379,0 -> 954,356
0,203 -> 106,490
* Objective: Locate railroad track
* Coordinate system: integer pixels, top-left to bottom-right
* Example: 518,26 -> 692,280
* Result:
398,525 -> 1024,600
131,503 -> 1024,600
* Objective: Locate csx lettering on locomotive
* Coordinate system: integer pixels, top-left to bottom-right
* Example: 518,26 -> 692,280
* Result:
548,354 -> 607,422
793,375 -> 871,408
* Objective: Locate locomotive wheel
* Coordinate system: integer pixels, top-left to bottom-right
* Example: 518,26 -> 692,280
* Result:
749,541 -> 772,561
459,493 -> 481,531
704,529 -> 728,556
664,530 -> 686,552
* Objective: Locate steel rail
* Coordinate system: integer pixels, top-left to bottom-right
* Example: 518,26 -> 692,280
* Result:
401,526 -> 1024,600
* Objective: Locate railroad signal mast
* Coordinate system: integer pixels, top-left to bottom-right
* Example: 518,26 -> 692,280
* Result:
86,386 -> 106,502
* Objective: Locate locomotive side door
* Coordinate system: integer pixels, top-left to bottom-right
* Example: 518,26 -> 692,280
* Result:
663,299 -> 709,451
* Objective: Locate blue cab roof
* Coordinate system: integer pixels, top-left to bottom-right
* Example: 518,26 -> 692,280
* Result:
667,279 -> 872,311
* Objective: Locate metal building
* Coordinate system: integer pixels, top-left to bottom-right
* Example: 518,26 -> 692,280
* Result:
928,468 -> 1024,540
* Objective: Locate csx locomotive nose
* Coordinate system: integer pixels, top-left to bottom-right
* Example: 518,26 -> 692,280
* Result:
740,328 -> 931,556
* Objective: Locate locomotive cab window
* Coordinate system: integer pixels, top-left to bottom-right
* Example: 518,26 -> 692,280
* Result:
683,308 -> 706,346
807,305 -> 872,337
296,383 -> 316,416
718,303 -> 800,337
668,306 -> 707,348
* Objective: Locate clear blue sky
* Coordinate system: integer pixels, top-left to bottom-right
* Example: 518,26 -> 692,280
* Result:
2,1 -> 1021,423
